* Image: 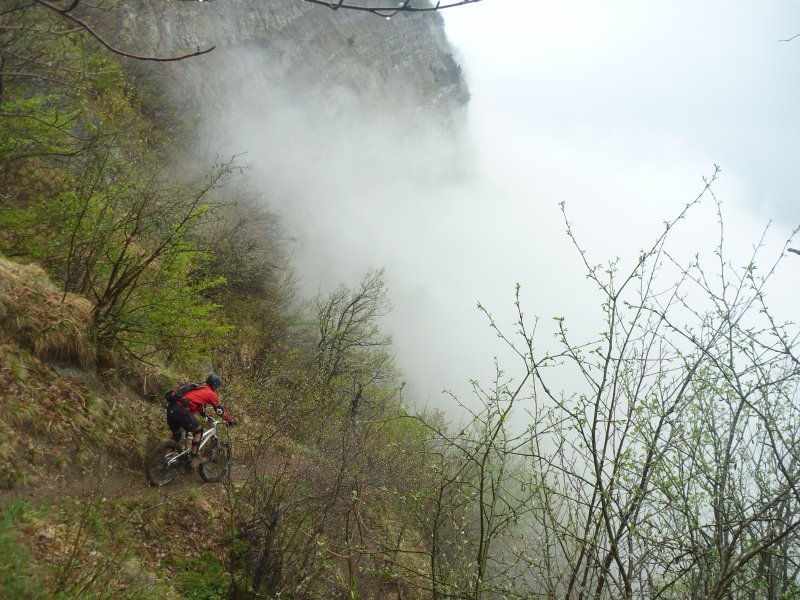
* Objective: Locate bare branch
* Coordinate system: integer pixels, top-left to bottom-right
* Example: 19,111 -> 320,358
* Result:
302,0 -> 483,18
31,0 -> 216,61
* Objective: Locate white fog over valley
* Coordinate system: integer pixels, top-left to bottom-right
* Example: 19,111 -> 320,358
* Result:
197,0 -> 800,421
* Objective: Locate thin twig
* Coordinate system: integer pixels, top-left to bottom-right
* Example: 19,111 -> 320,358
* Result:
302,0 -> 483,18
32,0 -> 216,61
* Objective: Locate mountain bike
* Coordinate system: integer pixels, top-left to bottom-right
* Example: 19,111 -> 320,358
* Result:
145,413 -> 232,486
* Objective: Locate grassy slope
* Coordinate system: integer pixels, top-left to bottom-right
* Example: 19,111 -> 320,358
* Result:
0,255 -> 235,599
0,256 -> 431,600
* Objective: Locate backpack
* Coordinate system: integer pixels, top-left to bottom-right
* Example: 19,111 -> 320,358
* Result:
164,382 -> 201,406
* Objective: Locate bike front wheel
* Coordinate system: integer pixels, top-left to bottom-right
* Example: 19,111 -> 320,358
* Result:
145,440 -> 182,486
199,439 -> 231,483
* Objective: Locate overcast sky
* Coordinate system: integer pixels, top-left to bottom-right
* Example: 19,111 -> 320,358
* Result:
444,0 -> 800,221
203,1 -> 800,421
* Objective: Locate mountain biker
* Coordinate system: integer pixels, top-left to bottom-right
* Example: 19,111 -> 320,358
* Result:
166,374 -> 235,469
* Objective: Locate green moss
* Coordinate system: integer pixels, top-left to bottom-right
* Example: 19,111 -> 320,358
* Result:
0,502 -> 48,599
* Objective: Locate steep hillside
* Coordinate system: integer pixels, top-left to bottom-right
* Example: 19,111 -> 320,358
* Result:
0,255 -> 433,600
0,255 -> 233,598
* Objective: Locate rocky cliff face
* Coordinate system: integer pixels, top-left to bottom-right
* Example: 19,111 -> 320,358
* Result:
101,0 -> 468,124
94,0 -> 472,299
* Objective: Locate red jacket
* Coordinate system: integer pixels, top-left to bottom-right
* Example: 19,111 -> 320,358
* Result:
182,385 -> 222,413
181,384 -> 234,423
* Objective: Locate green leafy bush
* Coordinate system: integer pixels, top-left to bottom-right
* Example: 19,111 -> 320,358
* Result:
174,551 -> 230,600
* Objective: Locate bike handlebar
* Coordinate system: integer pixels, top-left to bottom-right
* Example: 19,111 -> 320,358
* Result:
200,408 -> 233,427
199,411 -> 221,425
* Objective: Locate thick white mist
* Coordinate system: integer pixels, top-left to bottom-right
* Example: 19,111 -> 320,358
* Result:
193,2 -> 800,420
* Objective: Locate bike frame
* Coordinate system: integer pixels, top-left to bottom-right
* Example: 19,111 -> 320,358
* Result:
164,414 -> 223,467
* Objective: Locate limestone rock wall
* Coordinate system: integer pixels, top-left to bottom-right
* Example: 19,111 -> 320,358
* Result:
100,0 -> 468,121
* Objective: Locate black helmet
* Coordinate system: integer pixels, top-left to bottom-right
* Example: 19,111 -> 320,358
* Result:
206,374 -> 222,390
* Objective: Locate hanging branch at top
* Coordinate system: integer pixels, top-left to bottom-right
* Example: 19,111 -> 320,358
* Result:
31,0 -> 216,61
302,0 -> 483,18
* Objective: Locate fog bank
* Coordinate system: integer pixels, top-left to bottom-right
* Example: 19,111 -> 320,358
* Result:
190,4 -> 800,418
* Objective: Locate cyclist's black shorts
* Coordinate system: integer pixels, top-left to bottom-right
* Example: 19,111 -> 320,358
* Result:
166,402 -> 202,434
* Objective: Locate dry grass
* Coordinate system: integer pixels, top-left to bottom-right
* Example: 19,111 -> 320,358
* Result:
0,257 -> 95,367
0,339 -> 166,490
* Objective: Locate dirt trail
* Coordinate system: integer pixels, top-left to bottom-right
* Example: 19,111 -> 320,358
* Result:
1,458 -> 248,511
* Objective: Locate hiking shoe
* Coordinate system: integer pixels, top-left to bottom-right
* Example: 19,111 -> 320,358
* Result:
187,456 -> 209,470
183,455 -> 209,472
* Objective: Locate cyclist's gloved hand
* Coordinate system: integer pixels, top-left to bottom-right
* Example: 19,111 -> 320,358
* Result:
226,419 -> 236,427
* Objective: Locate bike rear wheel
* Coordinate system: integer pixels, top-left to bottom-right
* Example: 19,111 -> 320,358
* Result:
145,440 -> 182,486
199,439 -> 231,483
